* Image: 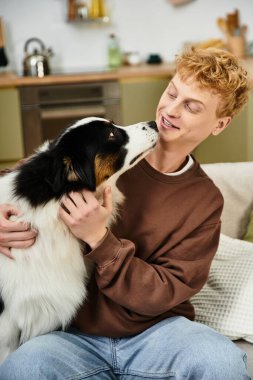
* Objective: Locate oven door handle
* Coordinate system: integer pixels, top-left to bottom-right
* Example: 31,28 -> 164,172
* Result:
40,105 -> 106,120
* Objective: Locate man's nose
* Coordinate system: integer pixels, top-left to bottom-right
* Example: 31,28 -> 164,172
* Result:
165,101 -> 181,118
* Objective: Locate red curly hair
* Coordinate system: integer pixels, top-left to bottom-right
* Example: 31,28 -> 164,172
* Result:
175,47 -> 250,118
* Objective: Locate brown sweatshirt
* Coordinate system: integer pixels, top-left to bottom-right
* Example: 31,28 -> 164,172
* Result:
73,158 -> 223,337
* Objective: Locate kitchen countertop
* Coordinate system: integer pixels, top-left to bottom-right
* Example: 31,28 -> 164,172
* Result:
0,63 -> 176,88
0,58 -> 252,88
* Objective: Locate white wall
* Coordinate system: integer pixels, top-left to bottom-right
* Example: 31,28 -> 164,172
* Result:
1,0 -> 252,73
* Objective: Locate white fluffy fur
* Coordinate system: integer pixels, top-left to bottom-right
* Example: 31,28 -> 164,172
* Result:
0,174 -> 90,362
0,118 -> 158,363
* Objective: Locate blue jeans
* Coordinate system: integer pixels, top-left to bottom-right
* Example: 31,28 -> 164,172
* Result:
0,317 -> 250,379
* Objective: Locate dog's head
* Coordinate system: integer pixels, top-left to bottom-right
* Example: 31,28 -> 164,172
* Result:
48,117 -> 158,194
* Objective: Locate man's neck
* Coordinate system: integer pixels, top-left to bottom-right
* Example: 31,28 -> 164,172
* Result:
146,148 -> 190,174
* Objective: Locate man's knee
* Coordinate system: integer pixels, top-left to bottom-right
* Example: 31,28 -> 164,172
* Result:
0,346 -> 46,379
0,334 -> 62,380
184,330 -> 249,379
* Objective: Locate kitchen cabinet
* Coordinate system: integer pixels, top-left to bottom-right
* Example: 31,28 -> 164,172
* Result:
194,90 -> 253,163
120,77 -> 169,125
0,88 -> 24,169
19,81 -> 121,156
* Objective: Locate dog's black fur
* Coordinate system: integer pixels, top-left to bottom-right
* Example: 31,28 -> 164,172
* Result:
14,119 -> 129,207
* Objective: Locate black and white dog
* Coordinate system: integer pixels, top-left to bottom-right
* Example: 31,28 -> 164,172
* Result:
0,117 -> 158,362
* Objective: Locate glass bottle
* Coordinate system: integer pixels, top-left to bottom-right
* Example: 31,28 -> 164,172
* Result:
107,34 -> 122,69
90,0 -> 105,18
98,0 -> 105,18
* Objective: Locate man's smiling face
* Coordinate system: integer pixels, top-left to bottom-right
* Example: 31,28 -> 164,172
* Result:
156,73 -> 230,151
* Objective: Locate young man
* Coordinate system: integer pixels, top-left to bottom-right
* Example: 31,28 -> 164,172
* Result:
0,47 -> 251,379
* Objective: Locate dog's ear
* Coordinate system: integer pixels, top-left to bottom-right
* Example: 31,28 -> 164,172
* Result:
48,155 -> 96,193
47,158 -> 68,193
68,155 -> 96,191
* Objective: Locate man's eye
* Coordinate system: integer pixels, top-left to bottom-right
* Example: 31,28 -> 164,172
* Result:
168,92 -> 176,99
185,103 -> 192,111
185,103 -> 199,113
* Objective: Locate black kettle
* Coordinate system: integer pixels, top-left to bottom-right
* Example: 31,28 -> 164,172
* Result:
23,37 -> 53,77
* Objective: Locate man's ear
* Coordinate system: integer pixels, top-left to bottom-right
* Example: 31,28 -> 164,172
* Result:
212,117 -> 231,136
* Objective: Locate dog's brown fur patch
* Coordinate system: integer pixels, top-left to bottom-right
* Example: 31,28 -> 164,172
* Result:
94,154 -> 118,187
63,157 -> 79,181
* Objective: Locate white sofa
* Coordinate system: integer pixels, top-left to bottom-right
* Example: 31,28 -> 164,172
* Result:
194,162 -> 253,376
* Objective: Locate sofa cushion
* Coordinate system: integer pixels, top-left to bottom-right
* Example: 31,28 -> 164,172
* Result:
191,233 -> 253,342
201,162 -> 253,239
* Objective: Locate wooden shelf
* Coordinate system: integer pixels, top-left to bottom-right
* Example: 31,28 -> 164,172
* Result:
67,16 -> 110,24
67,0 -> 109,24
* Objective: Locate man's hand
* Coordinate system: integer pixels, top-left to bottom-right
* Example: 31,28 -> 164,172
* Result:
0,204 -> 37,259
59,187 -> 112,249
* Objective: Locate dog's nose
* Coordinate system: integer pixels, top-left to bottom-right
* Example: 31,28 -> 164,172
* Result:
148,121 -> 158,131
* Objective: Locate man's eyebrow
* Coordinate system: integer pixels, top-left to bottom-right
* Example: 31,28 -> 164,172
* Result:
169,80 -> 206,108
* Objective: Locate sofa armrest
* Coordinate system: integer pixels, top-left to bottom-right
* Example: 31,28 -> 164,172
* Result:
201,162 -> 253,239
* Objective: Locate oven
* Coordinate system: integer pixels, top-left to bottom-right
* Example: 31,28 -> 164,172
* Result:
19,81 -> 121,156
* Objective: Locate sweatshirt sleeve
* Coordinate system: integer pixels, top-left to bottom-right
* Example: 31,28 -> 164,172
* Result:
84,217 -> 222,317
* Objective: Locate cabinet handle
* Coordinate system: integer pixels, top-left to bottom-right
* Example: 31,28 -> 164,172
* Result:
41,105 -> 106,120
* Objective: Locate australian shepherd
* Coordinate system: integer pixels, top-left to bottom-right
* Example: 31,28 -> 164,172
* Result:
0,117 -> 158,362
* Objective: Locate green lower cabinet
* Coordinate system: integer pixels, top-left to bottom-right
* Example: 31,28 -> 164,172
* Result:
120,77 -> 169,125
194,90 -> 253,163
0,88 -> 24,169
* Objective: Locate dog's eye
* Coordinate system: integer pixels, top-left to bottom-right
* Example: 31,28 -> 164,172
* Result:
108,130 -> 116,140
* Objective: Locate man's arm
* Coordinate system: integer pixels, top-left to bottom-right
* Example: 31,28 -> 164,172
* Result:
0,158 -> 37,258
0,204 -> 37,258
59,187 -> 222,317
84,221 -> 221,317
